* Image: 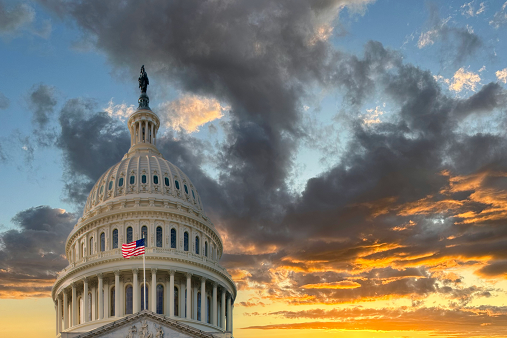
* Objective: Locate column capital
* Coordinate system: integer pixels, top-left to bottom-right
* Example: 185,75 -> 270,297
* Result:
132,268 -> 139,274
97,273 -> 103,279
211,281 -> 218,288
83,277 -> 89,283
114,270 -> 120,276
169,269 -> 176,276
200,276 -> 206,283
71,282 -> 77,289
185,272 -> 192,279
151,268 -> 157,274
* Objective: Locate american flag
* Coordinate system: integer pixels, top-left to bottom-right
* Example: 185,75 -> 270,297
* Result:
122,238 -> 145,258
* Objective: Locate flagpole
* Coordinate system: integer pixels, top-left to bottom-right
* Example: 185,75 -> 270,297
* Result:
143,235 -> 146,312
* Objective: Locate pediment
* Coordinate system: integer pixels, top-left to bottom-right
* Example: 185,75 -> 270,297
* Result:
74,311 -> 215,338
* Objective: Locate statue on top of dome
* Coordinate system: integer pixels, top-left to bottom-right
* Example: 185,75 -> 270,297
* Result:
139,65 -> 149,94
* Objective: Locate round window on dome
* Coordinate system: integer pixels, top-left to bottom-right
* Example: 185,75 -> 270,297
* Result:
108,181 -> 113,190
164,177 -> 170,187
142,175 -> 147,184
130,176 -> 135,185
119,178 -> 124,187
153,175 -> 159,184
175,180 -> 180,190
184,185 -> 188,194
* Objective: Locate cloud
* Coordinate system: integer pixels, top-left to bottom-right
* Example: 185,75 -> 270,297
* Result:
449,67 -> 481,92
159,94 -> 227,133
0,92 -> 9,109
461,1 -> 486,18
0,1 -> 34,35
104,99 -> 135,122
490,2 -> 507,28
28,84 -> 57,127
0,206 -> 75,298
496,68 -> 507,83
417,4 -> 482,64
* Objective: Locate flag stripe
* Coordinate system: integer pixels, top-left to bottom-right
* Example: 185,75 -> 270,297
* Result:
121,239 -> 145,258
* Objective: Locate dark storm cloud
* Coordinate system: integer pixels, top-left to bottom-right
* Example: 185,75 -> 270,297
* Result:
0,91 -> 9,109
0,1 -> 34,35
56,98 -> 130,206
0,206 -> 75,298
28,84 -> 57,127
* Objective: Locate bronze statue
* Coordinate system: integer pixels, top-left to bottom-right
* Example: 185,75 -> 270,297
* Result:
139,65 -> 149,93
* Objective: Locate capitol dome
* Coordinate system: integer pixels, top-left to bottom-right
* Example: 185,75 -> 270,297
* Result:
51,67 -> 236,338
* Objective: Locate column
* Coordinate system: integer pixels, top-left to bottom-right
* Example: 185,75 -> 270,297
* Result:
226,294 -> 231,331
220,289 -> 226,330
212,283 -> 218,326
71,283 -> 77,327
150,122 -> 154,143
180,279 -> 185,318
57,295 -> 62,333
138,121 -> 141,143
83,278 -> 89,323
193,283 -> 197,320
114,271 -> 120,318
98,274 -> 104,320
132,269 -> 139,313
169,271 -> 175,317
119,275 -> 125,316
63,291 -> 69,329
200,278 -> 206,323
186,273 -> 192,319
91,283 -> 97,320
144,121 -> 147,143
104,278 -> 109,319
130,123 -> 134,145
151,268 -> 157,312
164,276 -> 170,316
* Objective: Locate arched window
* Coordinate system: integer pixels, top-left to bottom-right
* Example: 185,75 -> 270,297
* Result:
156,227 -> 162,248
100,185 -> 104,194
108,181 -> 113,190
141,285 -> 149,310
171,229 -> 176,249
141,226 -> 148,241
100,233 -> 105,252
153,175 -> 159,184
195,236 -> 200,255
207,296 -> 211,323
88,293 -> 92,322
205,241 -> 208,257
164,177 -> 170,186
184,232 -> 189,251
156,284 -> 164,314
174,286 -> 179,316
130,175 -> 135,185
197,292 -> 201,321
175,180 -> 180,190
110,287 -> 115,317
89,237 -> 93,255
127,227 -> 133,243
112,229 -> 118,249
142,175 -> 147,184
184,185 -> 189,194
125,285 -> 133,315
119,178 -> 124,187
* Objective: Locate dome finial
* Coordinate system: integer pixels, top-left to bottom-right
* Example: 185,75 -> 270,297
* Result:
138,65 -> 150,109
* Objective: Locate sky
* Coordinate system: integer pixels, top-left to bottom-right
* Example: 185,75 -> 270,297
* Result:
3,0 -> 507,337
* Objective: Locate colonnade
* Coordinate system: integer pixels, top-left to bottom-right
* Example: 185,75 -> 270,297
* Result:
131,119 -> 156,146
55,269 -> 234,334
